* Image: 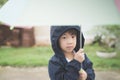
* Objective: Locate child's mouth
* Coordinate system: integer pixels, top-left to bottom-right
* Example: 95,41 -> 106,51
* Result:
66,46 -> 73,49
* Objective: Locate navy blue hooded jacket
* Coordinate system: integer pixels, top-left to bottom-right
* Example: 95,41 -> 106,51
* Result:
48,26 -> 95,80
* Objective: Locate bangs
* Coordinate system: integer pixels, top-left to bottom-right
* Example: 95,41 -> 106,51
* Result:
67,29 -> 77,35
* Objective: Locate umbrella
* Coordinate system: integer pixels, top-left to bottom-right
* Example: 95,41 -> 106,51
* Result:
0,0 -> 120,27
0,0 -> 120,47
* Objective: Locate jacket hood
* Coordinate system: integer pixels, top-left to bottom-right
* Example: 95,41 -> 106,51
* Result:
50,25 -> 85,57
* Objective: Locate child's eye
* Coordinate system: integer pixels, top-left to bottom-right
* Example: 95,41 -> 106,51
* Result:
72,35 -> 75,38
63,37 -> 66,39
72,36 -> 74,38
62,37 -> 66,39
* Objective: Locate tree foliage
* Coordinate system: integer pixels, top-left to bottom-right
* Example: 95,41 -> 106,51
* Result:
92,25 -> 120,50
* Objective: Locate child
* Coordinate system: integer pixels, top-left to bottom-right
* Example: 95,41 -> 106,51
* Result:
48,25 -> 95,80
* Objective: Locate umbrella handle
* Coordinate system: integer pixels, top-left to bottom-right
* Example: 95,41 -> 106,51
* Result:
80,26 -> 83,70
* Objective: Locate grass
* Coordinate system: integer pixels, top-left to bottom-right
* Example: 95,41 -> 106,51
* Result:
0,44 -> 120,70
0,46 -> 53,67
84,43 -> 120,70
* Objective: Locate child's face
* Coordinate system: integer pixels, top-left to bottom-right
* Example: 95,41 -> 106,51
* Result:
59,31 -> 76,53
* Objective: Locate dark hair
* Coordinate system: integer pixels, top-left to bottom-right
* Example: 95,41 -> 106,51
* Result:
66,29 -> 77,35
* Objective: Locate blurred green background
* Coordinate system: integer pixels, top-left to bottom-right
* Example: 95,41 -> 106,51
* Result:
0,43 -> 120,70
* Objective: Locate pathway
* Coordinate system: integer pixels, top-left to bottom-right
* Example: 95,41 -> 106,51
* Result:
0,66 -> 120,80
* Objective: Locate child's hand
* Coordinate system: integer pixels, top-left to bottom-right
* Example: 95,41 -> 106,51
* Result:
79,69 -> 87,80
74,49 -> 85,63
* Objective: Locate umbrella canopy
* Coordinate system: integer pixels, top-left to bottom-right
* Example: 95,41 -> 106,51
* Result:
0,0 -> 120,26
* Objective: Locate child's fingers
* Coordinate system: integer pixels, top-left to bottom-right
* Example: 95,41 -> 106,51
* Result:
74,48 -> 85,63
79,73 -> 84,79
77,49 -> 84,57
78,48 -> 84,53
79,69 -> 87,80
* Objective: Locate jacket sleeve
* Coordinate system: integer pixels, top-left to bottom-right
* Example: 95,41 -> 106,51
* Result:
84,54 -> 95,80
48,57 -> 82,80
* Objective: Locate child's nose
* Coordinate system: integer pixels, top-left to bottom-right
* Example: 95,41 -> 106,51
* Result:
67,37 -> 73,43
